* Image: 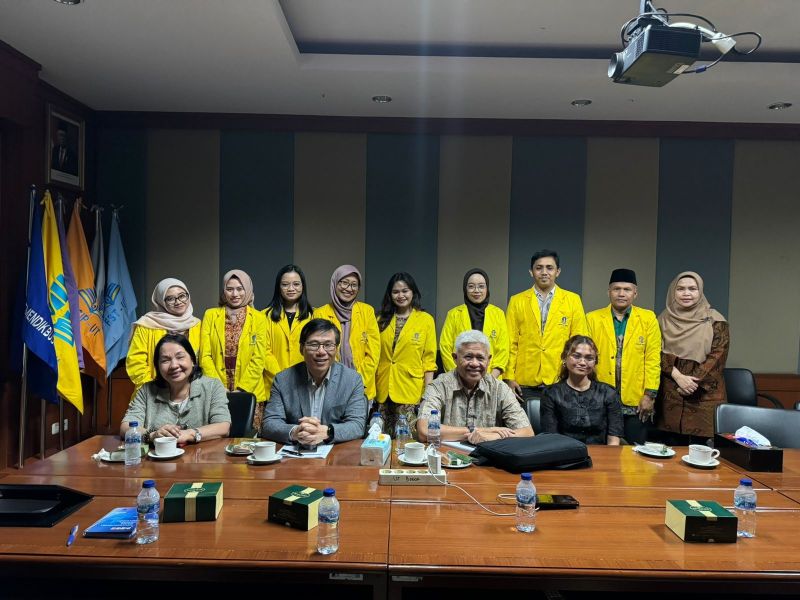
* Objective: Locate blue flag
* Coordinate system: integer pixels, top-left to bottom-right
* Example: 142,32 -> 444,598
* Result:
103,211 -> 137,375
22,201 -> 58,402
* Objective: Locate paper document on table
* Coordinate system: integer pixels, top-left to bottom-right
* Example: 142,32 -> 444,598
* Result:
442,440 -> 476,454
279,444 -> 333,459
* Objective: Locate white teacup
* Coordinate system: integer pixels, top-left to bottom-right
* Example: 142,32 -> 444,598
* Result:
253,441 -> 277,461
154,436 -> 177,456
403,442 -> 425,463
688,444 -> 720,464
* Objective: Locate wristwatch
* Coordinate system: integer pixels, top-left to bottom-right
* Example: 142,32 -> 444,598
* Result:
467,424 -> 475,434
324,424 -> 335,445
192,428 -> 202,443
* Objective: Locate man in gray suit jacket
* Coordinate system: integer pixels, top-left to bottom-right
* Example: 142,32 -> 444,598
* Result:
262,318 -> 367,445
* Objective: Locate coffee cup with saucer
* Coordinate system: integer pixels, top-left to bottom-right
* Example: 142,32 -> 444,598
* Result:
248,441 -> 280,465
682,444 -> 721,468
399,441 -> 426,465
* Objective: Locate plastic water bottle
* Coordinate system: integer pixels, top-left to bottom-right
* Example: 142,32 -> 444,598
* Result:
136,480 -> 160,544
368,411 -> 384,437
516,472 -> 537,533
124,421 -> 142,467
733,478 -> 757,538
317,488 -> 340,555
427,409 -> 441,450
395,414 -> 411,456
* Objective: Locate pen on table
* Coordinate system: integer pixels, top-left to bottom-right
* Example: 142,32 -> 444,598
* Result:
281,448 -> 303,457
66,524 -> 79,547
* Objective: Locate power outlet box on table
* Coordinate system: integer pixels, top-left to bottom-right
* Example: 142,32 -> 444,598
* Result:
378,469 -> 447,486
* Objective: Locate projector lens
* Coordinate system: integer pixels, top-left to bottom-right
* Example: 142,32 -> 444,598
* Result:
608,53 -> 624,80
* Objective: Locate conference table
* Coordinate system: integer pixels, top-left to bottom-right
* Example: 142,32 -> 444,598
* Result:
2,437 -> 800,599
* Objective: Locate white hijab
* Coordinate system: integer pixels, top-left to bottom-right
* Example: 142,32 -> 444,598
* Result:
132,278 -> 200,333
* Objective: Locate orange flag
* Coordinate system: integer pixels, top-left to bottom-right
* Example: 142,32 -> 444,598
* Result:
66,200 -> 107,379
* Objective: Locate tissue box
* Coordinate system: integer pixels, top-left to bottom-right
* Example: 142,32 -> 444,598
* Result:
267,485 -> 324,530
715,433 -> 783,472
163,481 -> 223,522
361,434 -> 391,466
665,499 -> 737,543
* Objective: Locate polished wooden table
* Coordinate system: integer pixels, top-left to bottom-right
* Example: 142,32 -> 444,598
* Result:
3,437 -> 800,598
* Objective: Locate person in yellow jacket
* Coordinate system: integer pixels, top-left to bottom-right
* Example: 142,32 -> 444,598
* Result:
314,265 -> 380,401
440,268 -> 508,377
505,249 -> 587,402
262,264 -> 314,399
199,269 -> 267,402
375,272 -> 438,436
586,268 -> 661,445
126,278 -> 201,392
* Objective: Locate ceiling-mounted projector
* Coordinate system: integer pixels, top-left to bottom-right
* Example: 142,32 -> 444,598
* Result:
609,1 -> 762,87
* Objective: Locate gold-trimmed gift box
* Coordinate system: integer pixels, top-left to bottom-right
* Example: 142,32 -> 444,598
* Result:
163,481 -> 223,522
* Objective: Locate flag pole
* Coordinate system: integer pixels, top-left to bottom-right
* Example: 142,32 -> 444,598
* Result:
55,193 -> 66,452
17,186 -> 36,468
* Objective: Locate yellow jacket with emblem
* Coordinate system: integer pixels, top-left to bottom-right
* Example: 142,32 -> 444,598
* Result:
262,308 -> 312,399
439,303 -> 509,374
506,285 -> 587,386
126,323 -> 202,391
313,302 -> 381,399
586,304 -> 661,407
198,306 -> 267,400
376,310 -> 438,405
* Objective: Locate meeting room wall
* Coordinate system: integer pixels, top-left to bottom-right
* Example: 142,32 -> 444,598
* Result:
96,129 -> 800,375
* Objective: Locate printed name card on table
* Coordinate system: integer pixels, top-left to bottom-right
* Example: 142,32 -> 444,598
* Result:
163,481 -> 224,523
665,499 -> 737,543
268,485 -> 324,530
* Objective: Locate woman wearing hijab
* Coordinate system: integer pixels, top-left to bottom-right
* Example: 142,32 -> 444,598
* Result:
263,264 -> 314,397
314,265 -> 380,400
439,268 -> 509,377
199,269 -> 267,402
126,278 -> 201,392
375,272 -> 437,436
657,271 -> 729,443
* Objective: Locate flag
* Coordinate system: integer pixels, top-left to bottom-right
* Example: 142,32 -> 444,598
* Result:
42,191 -> 83,413
66,200 -> 107,378
103,210 -> 137,375
91,207 -> 106,319
20,197 -> 58,403
55,198 -> 84,369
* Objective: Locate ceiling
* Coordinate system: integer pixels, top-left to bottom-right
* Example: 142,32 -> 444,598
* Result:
1,0 -> 799,123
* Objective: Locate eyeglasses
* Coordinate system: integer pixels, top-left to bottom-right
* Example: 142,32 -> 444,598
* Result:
280,282 -> 302,289
466,284 -> 487,292
164,292 -> 189,306
337,281 -> 359,291
569,353 -> 597,363
304,341 -> 337,352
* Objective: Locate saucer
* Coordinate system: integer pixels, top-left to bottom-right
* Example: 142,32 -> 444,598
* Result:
225,444 -> 254,456
398,453 -> 427,466
147,448 -> 185,460
633,445 -> 676,458
444,459 -> 471,469
247,454 -> 281,465
681,454 -> 719,469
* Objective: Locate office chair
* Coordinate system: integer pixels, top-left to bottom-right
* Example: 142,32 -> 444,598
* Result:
714,404 -> 800,449
795,401 -> 800,410
723,368 -> 782,408
227,391 -> 256,437
526,398 -> 541,434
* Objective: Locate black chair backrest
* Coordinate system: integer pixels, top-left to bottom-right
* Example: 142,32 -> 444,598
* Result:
714,404 -> 800,449
723,368 -> 758,406
526,398 -> 541,434
227,392 -> 256,438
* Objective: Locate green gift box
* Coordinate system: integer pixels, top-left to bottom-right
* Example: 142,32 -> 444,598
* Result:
665,499 -> 737,543
163,481 -> 224,523
268,485 -> 324,530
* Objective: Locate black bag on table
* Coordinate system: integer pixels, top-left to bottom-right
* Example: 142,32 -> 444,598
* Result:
469,433 -> 592,473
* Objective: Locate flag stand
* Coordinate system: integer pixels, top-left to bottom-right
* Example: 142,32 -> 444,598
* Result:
17,186 -> 36,468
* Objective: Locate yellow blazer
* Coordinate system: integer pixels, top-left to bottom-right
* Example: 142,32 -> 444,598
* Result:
262,308 -> 312,399
125,323 -> 202,391
376,310 -> 438,405
439,304 -> 509,373
506,285 -> 587,387
199,306 -> 267,400
313,302 -> 380,399
586,304 -> 661,407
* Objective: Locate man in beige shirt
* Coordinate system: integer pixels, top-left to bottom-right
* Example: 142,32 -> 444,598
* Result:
418,330 -> 534,444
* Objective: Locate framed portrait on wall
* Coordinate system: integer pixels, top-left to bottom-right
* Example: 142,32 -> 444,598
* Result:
46,104 -> 84,190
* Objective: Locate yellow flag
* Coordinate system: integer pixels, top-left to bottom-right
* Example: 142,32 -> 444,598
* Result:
66,200 -> 107,378
42,191 -> 83,413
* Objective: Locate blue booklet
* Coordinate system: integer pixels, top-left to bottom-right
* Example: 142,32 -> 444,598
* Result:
83,506 -> 137,539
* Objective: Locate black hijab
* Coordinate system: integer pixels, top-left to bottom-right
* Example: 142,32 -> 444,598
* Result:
463,268 -> 490,332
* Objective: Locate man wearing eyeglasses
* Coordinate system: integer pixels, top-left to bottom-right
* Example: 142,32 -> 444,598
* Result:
261,318 -> 368,445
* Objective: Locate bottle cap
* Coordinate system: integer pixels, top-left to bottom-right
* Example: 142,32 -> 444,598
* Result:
129,421 -> 138,427
373,411 -> 381,417
740,478 -> 753,486
431,410 -> 439,415
323,487 -> 336,497
142,480 -> 156,488
520,473 -> 532,481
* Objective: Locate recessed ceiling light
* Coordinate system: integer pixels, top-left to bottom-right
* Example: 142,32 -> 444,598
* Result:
571,99 -> 592,107
767,102 -> 792,110
372,95 -> 392,104
53,0 -> 82,4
